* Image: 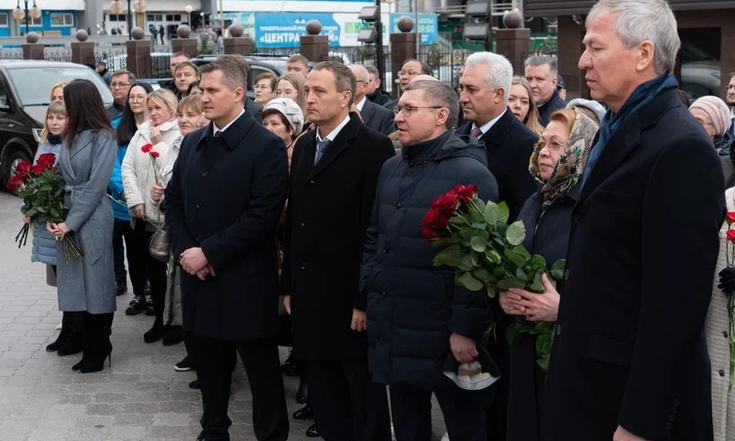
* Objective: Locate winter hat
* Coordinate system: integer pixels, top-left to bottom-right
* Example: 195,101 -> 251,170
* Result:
566,98 -> 606,125
689,95 -> 730,137
262,98 -> 304,137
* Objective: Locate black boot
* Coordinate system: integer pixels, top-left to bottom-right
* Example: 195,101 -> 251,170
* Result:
162,325 -> 184,346
143,318 -> 164,343
79,312 -> 114,374
46,311 -> 73,352
58,311 -> 85,356
71,313 -> 90,371
296,376 -> 308,404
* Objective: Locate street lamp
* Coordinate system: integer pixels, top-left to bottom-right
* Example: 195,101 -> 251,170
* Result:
185,5 -> 192,27
13,0 -> 41,35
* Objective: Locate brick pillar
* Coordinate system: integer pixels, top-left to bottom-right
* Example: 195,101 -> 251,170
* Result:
495,28 -> 531,75
389,17 -> 417,99
71,42 -> 96,66
223,23 -> 253,56
21,32 -> 43,60
299,20 -> 329,63
171,25 -> 199,58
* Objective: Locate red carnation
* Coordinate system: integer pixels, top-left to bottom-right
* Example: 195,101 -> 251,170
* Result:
36,153 -> 56,170
141,143 -> 153,153
30,164 -> 44,175
15,160 -> 31,177
728,230 -> 735,242
149,151 -> 160,158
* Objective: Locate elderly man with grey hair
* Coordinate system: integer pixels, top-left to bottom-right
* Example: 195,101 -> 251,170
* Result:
455,50 -> 538,441
361,79 -> 498,441
541,1 -> 723,441
349,64 -> 396,135
524,55 -> 566,125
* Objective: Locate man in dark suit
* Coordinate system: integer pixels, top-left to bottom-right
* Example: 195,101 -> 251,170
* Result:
282,61 -> 394,441
541,2 -> 722,441
365,65 -> 391,106
349,64 -> 396,135
455,51 -> 538,441
164,56 -> 289,441
524,55 -> 566,126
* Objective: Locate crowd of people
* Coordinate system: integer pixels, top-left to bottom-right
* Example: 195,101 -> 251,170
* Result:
16,0 -> 735,440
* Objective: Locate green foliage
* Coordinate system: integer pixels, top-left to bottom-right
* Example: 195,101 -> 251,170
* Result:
18,169 -> 67,224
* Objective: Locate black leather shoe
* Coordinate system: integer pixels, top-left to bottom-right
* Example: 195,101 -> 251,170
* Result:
305,424 -> 319,438
143,322 -> 164,343
125,296 -> 146,316
293,405 -> 313,420
296,379 -> 308,404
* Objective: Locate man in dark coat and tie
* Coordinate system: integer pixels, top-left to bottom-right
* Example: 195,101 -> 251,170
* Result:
524,55 -> 566,126
282,61 -> 394,441
541,1 -> 723,440
349,64 -> 396,135
455,51 -> 539,441
164,56 -> 289,441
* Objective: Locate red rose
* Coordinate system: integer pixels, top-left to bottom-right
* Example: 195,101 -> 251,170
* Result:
6,174 -> 23,192
15,160 -> 31,176
727,212 -> 735,224
149,151 -> 160,158
30,164 -> 44,175
141,143 -> 153,153
452,184 -> 478,203
36,153 -> 56,169
728,230 -> 735,242
430,192 -> 459,214
422,226 -> 439,241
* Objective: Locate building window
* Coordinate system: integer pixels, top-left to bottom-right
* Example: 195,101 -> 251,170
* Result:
110,14 -> 126,22
19,15 -> 41,27
165,14 -> 181,22
0,14 -> 8,27
50,13 -> 74,26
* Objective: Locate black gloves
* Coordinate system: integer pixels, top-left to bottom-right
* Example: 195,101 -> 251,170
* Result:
717,266 -> 735,296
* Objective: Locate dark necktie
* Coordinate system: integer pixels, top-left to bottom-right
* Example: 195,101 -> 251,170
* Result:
314,139 -> 330,165
214,130 -> 223,138
470,126 -> 483,143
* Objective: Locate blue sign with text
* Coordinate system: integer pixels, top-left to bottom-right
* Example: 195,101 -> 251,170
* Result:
255,12 -> 340,48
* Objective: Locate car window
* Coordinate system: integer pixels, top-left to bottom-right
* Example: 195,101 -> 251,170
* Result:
7,66 -> 114,106
0,81 -> 8,108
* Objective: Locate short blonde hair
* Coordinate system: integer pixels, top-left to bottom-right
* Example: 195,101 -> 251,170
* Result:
178,95 -> 203,115
147,89 -> 179,116
40,101 -> 67,143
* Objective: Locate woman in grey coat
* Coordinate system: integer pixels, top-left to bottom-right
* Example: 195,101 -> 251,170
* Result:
47,79 -> 117,374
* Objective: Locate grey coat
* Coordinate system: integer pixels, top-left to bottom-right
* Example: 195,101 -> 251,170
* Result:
56,130 -> 117,313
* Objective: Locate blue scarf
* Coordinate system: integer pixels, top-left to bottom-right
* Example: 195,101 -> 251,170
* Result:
47,134 -> 63,145
580,73 -> 679,187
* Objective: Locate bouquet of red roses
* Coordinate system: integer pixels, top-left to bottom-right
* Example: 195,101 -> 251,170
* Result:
6,153 -> 83,259
422,184 -> 565,370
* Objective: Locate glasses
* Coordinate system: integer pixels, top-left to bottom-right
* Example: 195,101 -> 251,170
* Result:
110,82 -> 130,89
393,105 -> 443,117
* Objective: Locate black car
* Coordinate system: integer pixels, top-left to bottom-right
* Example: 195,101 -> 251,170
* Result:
0,60 -> 113,185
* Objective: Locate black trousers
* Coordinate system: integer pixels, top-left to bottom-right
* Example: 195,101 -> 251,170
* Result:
112,218 -> 147,295
389,383 -> 487,441
190,334 -> 288,441
133,221 -> 167,324
304,359 -> 391,441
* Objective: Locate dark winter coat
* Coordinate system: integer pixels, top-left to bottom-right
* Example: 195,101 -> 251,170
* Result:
455,108 -> 539,222
360,99 -> 396,135
537,89 -> 567,127
164,112 -> 289,341
282,114 -> 394,360
361,131 -> 499,388
541,88 -> 723,441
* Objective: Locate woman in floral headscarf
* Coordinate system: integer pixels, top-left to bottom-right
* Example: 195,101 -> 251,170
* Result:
498,106 -> 599,441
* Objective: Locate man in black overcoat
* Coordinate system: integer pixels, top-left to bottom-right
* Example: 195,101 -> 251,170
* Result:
349,64 -> 396,135
455,51 -> 538,441
541,2 -> 723,441
282,61 -> 394,441
164,57 -> 289,441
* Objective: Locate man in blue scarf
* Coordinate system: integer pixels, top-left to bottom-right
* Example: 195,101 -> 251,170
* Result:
541,1 -> 723,441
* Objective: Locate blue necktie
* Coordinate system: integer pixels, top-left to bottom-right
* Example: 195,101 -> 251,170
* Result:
314,139 -> 330,165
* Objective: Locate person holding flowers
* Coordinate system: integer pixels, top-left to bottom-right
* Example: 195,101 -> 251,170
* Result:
709,198 -> 735,441
361,79 -> 498,441
28,100 -> 87,357
498,106 -> 599,441
46,79 -> 117,373
121,88 -> 181,344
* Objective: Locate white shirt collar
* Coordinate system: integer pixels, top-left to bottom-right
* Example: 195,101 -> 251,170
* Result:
316,114 -> 351,143
212,109 -> 245,134
356,96 -> 367,112
473,108 -> 507,136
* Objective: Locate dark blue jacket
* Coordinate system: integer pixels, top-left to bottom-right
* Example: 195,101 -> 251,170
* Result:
361,131 -> 499,387
537,89 -> 566,126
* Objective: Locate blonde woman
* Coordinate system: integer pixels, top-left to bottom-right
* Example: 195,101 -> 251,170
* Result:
39,81 -> 69,142
509,76 -> 544,135
275,72 -> 306,112
121,88 -> 181,343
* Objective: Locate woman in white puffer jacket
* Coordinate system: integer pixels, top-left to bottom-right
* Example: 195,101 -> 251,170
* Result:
122,88 -> 182,344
